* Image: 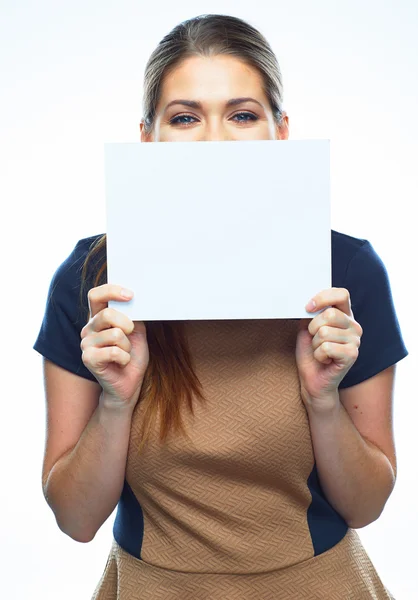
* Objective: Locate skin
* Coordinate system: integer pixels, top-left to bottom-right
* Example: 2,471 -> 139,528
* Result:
139,54 -> 289,143
138,54 -> 360,406
134,54 -> 397,528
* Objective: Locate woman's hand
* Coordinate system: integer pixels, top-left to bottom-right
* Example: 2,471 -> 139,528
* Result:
295,287 -> 363,412
80,284 -> 149,410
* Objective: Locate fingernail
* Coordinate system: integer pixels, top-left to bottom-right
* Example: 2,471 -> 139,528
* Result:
306,299 -> 316,311
120,288 -> 133,298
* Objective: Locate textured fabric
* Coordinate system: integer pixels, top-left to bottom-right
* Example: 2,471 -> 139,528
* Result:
33,230 -> 409,389
90,317 -> 396,598
33,230 -> 407,599
92,530 -> 395,599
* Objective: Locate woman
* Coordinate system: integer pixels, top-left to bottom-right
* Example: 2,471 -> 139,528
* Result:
34,14 -> 408,599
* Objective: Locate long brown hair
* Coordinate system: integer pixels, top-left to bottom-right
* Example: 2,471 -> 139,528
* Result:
80,14 -> 286,447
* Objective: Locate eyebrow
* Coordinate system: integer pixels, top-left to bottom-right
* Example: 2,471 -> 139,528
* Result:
164,97 -> 264,111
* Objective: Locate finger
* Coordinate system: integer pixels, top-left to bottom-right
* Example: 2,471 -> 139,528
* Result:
313,341 -> 359,365
82,345 -> 131,371
311,326 -> 347,352
312,326 -> 361,353
87,284 -> 134,320
80,327 -> 132,354
81,306 -> 134,339
308,287 -> 352,318
92,307 -> 135,335
308,307 -> 351,337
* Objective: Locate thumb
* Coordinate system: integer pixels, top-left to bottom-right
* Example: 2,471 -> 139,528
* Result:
132,320 -> 147,335
295,318 -> 313,363
298,318 -> 311,333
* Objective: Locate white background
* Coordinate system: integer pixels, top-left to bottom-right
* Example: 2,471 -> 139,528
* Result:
1,0 -> 416,598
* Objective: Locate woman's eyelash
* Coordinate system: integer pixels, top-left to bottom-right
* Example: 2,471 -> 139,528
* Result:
169,112 -> 259,126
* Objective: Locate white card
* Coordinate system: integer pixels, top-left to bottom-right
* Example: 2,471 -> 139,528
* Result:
105,139 -> 330,320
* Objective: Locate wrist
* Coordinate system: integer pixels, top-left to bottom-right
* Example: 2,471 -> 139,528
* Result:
99,391 -> 138,416
303,391 -> 341,419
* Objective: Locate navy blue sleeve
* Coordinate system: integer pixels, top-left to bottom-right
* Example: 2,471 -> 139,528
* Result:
33,237 -> 104,382
338,240 -> 408,389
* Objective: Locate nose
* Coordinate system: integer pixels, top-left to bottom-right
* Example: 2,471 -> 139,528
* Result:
200,119 -> 231,142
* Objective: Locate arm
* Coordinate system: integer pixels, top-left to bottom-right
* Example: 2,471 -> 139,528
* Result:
306,365 -> 397,529
44,400 -> 135,543
298,239 -> 407,529
42,360 -> 136,543
35,240 -> 147,543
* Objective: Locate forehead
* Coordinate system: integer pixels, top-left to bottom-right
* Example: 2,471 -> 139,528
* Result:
158,55 -> 266,103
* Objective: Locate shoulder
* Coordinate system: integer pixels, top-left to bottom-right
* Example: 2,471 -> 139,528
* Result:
333,230 -> 409,387
331,229 -> 383,292
75,233 -> 105,254
331,229 -> 367,282
33,234 -> 105,380
51,233 -> 106,289
63,233 -> 105,272
45,233 -> 106,324
331,228 -> 368,258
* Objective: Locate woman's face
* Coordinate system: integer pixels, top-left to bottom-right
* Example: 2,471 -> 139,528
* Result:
140,55 -> 289,142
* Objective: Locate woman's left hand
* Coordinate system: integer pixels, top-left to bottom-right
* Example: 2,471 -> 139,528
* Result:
295,288 -> 363,411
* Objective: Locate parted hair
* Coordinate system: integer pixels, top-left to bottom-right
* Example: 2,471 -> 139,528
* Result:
80,13 -> 285,449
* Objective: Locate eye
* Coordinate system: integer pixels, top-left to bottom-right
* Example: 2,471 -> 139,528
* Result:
232,112 -> 259,123
169,112 -> 259,127
169,114 -> 198,126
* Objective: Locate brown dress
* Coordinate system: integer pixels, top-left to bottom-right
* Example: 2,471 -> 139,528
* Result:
91,318 -> 395,599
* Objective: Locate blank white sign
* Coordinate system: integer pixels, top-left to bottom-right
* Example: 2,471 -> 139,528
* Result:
105,139 -> 330,320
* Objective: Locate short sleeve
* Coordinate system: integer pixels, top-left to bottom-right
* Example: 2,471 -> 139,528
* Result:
33,237 -> 104,382
338,240 -> 408,389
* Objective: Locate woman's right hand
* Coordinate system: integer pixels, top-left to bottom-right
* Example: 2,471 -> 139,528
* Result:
80,284 -> 150,410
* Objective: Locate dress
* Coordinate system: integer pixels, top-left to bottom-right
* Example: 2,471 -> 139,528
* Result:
34,230 -> 409,599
